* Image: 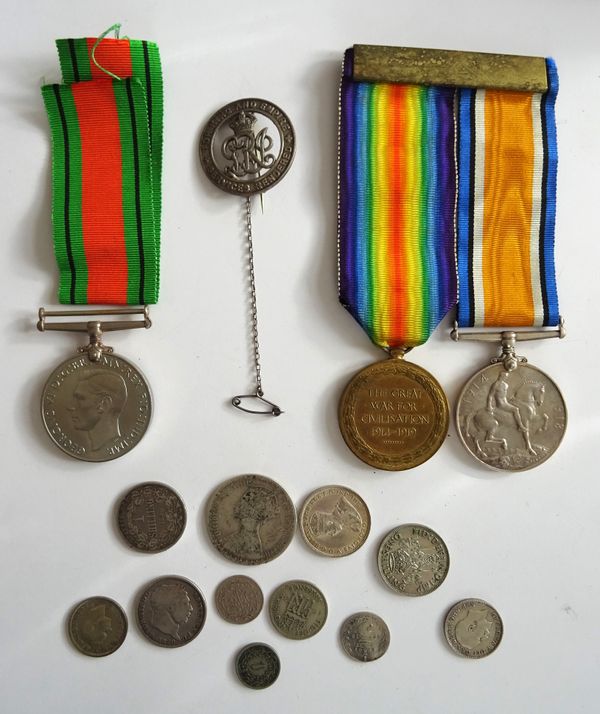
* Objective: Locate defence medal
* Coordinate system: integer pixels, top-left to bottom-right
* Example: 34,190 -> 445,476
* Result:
451,56 -> 567,471
38,26 -> 163,461
337,46 -> 457,470
199,98 -> 295,416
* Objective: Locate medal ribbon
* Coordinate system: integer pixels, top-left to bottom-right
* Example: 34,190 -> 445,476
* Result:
41,33 -> 163,304
456,59 -> 559,327
339,49 -> 457,350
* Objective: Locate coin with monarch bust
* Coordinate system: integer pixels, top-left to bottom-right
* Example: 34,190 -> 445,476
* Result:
68,596 -> 127,657
444,599 -> 503,658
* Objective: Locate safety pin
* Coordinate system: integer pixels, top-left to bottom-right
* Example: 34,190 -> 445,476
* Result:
231,393 -> 283,417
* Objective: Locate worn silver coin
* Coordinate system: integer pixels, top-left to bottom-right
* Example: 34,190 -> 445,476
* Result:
340,612 -> 390,662
456,362 -> 567,471
378,524 -> 449,596
444,599 -> 503,658
137,576 -> 206,648
41,353 -> 151,462
68,596 -> 128,657
269,580 -> 328,640
235,643 -> 280,689
206,474 -> 295,565
215,575 -> 264,624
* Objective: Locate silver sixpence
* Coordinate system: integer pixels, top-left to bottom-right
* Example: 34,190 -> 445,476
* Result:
235,643 -> 280,689
444,599 -> 503,658
340,612 -> 390,662
378,524 -> 449,596
41,353 -> 151,461
456,362 -> 567,471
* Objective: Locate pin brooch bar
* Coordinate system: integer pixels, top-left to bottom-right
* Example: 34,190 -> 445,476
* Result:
352,45 -> 548,93
37,306 -> 151,333
451,317 -> 565,343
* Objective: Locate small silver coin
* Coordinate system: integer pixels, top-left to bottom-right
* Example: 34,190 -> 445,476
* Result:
137,576 -> 206,648
269,580 -> 328,640
377,524 -> 450,596
235,643 -> 280,689
340,612 -> 390,662
41,353 -> 152,462
68,596 -> 127,657
444,599 -> 503,658
456,362 -> 567,471
215,575 -> 264,624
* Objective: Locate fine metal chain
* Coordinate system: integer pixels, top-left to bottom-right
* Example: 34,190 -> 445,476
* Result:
244,196 -> 263,398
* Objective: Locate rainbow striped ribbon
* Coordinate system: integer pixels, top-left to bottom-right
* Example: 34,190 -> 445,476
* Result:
339,49 -> 457,349
457,60 -> 559,328
41,36 -> 162,304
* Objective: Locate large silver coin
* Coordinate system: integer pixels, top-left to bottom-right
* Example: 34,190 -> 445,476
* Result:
444,598 -> 503,658
41,353 -> 151,462
340,612 -> 390,662
206,474 -> 295,565
456,362 -> 567,471
377,524 -> 449,596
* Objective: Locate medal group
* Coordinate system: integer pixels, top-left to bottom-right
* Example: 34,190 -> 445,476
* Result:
38,30 -> 566,690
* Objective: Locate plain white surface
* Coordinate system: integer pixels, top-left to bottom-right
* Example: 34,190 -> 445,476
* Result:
1,0 -> 599,712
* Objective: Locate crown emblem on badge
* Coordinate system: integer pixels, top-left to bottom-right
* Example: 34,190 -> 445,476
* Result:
229,111 -> 257,136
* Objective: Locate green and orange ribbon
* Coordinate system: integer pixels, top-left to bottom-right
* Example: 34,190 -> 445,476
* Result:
42,30 -> 163,304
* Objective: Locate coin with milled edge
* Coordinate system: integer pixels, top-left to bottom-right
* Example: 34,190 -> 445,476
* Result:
444,599 -> 503,658
339,358 -> 449,470
235,643 -> 280,689
215,575 -> 264,624
269,580 -> 327,640
68,596 -> 128,657
456,362 -> 567,471
41,353 -> 152,462
117,482 -> 186,553
137,576 -> 206,648
206,474 -> 295,565
299,485 -> 370,557
340,612 -> 390,662
378,523 -> 449,596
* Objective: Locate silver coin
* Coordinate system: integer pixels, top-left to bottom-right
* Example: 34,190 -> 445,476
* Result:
340,612 -> 390,662
456,362 -> 567,471
444,598 -> 503,658
235,643 -> 280,689
377,524 -> 449,596
269,580 -> 328,640
41,353 -> 151,462
68,596 -> 128,657
215,575 -> 264,624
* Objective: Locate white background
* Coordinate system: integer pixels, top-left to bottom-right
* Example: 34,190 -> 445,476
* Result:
1,0 -> 599,712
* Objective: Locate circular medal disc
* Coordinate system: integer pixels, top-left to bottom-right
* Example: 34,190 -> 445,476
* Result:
444,599 -> 503,658
339,358 -> 449,470
456,362 -> 567,471
68,596 -> 128,657
41,353 -> 152,462
199,98 -> 295,196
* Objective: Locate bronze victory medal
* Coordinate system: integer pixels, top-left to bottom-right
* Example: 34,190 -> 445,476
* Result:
378,524 -> 449,596
456,362 -> 567,472
269,580 -> 328,640
117,482 -> 186,553
444,599 -> 503,658
215,575 -> 264,624
206,474 -> 295,565
41,353 -> 151,462
340,612 -> 390,662
236,643 -> 281,689
299,485 -> 370,557
339,358 -> 449,470
137,576 -> 206,648
68,596 -> 128,657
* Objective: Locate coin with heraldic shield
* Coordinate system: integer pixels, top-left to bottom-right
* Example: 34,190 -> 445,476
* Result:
378,523 -> 449,596
206,474 -> 295,565
68,596 -> 128,657
215,575 -> 264,624
117,482 -> 186,553
444,599 -> 503,658
299,485 -> 370,557
340,612 -> 390,662
235,643 -> 280,689
269,580 -> 328,640
137,576 -> 206,648
339,357 -> 449,470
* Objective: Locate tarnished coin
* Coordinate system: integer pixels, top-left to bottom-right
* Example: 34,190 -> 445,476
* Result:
137,576 -> 206,648
340,612 -> 390,662
41,353 -> 151,462
68,596 -> 127,657
269,580 -> 327,640
456,362 -> 567,471
339,358 -> 449,470
206,474 -> 295,565
235,643 -> 280,689
299,485 -> 370,557
378,524 -> 449,596
117,482 -> 186,553
215,575 -> 264,624
444,599 -> 503,658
